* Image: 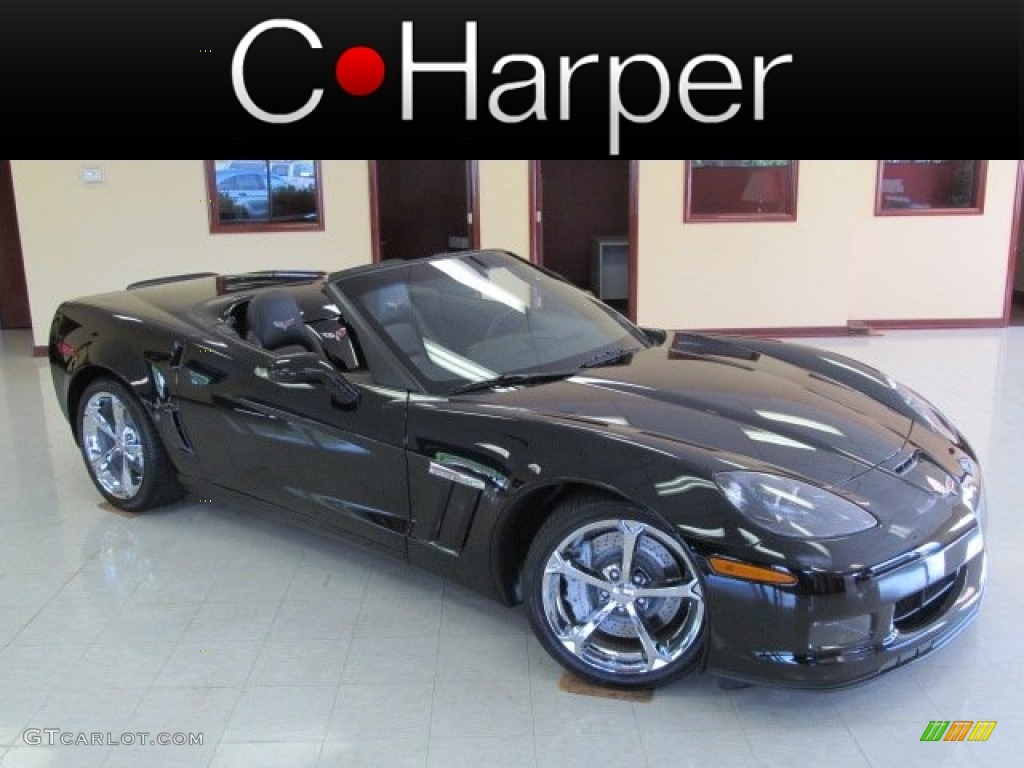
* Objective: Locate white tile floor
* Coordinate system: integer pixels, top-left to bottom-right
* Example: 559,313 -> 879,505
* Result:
1,326 -> 1022,767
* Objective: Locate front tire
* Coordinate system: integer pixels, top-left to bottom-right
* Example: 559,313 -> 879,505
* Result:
523,494 -> 707,689
76,377 -> 183,512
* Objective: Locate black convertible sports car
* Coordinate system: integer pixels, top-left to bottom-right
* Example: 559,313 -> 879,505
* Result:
48,248 -> 987,690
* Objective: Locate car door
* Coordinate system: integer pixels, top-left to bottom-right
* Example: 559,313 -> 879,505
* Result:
171,334 -> 411,554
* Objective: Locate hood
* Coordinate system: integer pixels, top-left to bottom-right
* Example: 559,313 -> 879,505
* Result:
469,340 -> 913,487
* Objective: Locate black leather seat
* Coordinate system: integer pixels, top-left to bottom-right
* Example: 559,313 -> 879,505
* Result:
245,290 -> 320,355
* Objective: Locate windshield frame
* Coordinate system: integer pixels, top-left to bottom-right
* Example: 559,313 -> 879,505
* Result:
325,250 -> 651,397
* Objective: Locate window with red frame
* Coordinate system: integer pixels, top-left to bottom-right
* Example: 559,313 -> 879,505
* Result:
875,160 -> 986,215
206,160 -> 324,233
684,160 -> 798,222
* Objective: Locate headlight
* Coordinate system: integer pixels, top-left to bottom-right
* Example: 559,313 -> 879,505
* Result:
715,471 -> 878,539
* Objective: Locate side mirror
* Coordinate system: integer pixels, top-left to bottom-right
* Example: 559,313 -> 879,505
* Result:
640,327 -> 668,346
266,352 -> 360,407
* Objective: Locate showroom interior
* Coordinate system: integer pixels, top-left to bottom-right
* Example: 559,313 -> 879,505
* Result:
0,160 -> 1021,767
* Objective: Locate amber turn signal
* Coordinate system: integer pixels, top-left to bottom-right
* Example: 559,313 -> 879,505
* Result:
708,556 -> 798,586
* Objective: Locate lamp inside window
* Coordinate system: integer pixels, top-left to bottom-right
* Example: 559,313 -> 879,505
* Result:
685,161 -> 798,222
741,169 -> 785,214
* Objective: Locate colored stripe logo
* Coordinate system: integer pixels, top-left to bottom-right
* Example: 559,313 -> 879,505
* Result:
921,721 -> 997,742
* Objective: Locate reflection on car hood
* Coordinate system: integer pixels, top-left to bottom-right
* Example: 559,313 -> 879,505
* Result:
469,343 -> 914,487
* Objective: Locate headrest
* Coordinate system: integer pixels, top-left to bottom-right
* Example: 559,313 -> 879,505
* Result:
247,290 -> 314,352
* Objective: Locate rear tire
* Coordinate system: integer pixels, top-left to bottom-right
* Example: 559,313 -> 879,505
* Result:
523,494 -> 707,689
76,377 -> 184,512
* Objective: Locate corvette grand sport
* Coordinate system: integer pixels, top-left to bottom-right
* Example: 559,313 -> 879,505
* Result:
48,249 -> 987,690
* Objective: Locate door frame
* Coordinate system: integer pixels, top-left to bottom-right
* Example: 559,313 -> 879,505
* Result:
367,160 -> 481,263
1002,160 -> 1023,325
0,160 -> 31,330
528,160 -> 639,322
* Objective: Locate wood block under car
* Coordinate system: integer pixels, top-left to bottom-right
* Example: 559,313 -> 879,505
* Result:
558,672 -> 654,702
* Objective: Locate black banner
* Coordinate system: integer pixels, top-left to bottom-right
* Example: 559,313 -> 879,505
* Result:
2,1 -> 1018,156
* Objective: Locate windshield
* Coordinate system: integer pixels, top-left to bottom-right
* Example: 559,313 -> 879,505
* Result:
331,250 -> 649,395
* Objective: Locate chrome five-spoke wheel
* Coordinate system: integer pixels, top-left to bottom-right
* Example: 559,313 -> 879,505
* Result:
81,390 -> 145,500
524,497 -> 707,688
76,378 -> 183,512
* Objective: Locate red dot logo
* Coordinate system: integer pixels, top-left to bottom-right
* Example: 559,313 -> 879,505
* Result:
335,46 -> 385,96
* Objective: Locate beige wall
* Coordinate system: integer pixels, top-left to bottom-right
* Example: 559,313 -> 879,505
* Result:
12,160 -> 373,346
848,160 -> 1017,321
11,160 -> 1020,347
477,160 -> 530,256
635,160 -> 1018,330
636,160 -> 855,329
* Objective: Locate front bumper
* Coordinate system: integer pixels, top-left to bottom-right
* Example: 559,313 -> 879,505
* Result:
703,524 -> 986,688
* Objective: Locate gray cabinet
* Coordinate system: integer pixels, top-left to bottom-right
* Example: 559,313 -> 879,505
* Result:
589,236 -> 629,301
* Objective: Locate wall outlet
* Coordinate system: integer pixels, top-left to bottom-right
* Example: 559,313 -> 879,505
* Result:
80,167 -> 104,184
